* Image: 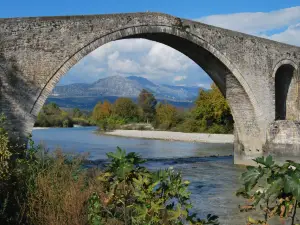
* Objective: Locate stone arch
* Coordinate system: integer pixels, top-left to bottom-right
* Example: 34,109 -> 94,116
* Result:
272,59 -> 298,78
29,25 -> 260,142
274,60 -> 299,120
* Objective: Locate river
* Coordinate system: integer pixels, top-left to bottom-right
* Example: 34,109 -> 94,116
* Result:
31,126 -> 279,225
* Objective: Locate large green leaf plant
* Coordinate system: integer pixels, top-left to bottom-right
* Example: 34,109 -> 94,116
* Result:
98,147 -> 219,225
237,155 -> 300,225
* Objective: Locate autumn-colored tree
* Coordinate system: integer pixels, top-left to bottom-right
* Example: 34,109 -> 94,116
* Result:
92,101 -> 112,122
156,103 -> 179,130
138,89 -> 157,123
113,98 -> 138,121
92,102 -> 102,122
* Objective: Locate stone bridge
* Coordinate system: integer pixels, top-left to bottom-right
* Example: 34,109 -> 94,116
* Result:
1,12 -> 300,164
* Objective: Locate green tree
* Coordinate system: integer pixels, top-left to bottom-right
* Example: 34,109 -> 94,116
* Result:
192,83 -> 233,133
43,102 -> 61,115
113,98 -> 138,121
35,103 -> 73,127
156,103 -> 179,130
72,108 -> 83,118
138,89 -> 157,123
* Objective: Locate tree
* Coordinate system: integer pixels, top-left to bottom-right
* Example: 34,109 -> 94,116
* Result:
138,89 -> 157,123
92,101 -> 112,122
156,103 -> 179,130
113,98 -> 138,121
43,102 -> 61,115
35,103 -> 73,127
72,108 -> 83,118
192,83 -> 233,133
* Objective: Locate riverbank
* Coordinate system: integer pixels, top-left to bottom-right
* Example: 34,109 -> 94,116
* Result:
105,130 -> 234,143
33,127 -> 50,130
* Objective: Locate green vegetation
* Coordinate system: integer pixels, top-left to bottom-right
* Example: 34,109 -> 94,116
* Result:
237,155 -> 300,225
36,83 -> 233,134
0,116 -> 219,225
155,102 -> 182,130
3,112 -> 300,224
92,99 -> 137,131
92,84 -> 234,134
113,97 -> 139,121
175,83 -> 233,134
35,103 -> 93,127
138,89 -> 157,123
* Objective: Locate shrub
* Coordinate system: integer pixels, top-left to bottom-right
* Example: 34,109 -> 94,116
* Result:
98,116 -> 127,132
35,103 -> 74,128
73,117 -> 94,126
26,151 -> 103,225
237,155 -> 300,225
98,147 -> 219,225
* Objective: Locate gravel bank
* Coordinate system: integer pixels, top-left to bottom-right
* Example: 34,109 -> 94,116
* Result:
105,130 -> 234,143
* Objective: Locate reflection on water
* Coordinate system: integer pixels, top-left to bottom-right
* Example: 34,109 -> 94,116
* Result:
31,126 -> 276,225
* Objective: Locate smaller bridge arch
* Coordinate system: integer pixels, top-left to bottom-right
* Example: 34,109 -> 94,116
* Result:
273,59 -> 299,121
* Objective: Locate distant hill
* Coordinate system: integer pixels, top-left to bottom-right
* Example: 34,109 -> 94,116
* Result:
52,75 -> 202,101
50,75 -> 203,110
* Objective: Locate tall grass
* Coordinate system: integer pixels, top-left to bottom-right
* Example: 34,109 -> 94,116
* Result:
26,151 -> 103,225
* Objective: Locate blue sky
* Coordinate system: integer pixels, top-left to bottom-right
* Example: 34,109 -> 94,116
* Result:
2,1 -> 300,87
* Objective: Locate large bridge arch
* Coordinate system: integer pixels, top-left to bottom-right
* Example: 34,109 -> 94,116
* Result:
28,25 -> 261,161
1,12 -> 300,164
30,25 -> 260,118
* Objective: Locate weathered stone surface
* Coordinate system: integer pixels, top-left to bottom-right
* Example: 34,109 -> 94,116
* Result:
265,121 -> 300,163
0,12 -> 300,164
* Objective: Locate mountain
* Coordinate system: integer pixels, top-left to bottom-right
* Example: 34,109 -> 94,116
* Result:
51,75 -> 203,104
127,76 -> 157,88
53,76 -> 142,97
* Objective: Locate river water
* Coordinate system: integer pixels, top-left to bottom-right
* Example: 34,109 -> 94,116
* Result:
31,126 -> 283,225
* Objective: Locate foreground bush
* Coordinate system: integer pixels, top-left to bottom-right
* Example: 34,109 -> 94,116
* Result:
97,147 -> 219,225
0,115 -> 219,225
237,156 -> 300,225
26,151 -> 103,225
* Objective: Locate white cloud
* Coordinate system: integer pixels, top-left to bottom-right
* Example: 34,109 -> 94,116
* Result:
174,76 -> 187,82
83,38 -> 196,81
142,43 -> 193,73
269,23 -> 300,46
107,51 -> 141,74
90,39 -> 154,61
198,6 -> 300,35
